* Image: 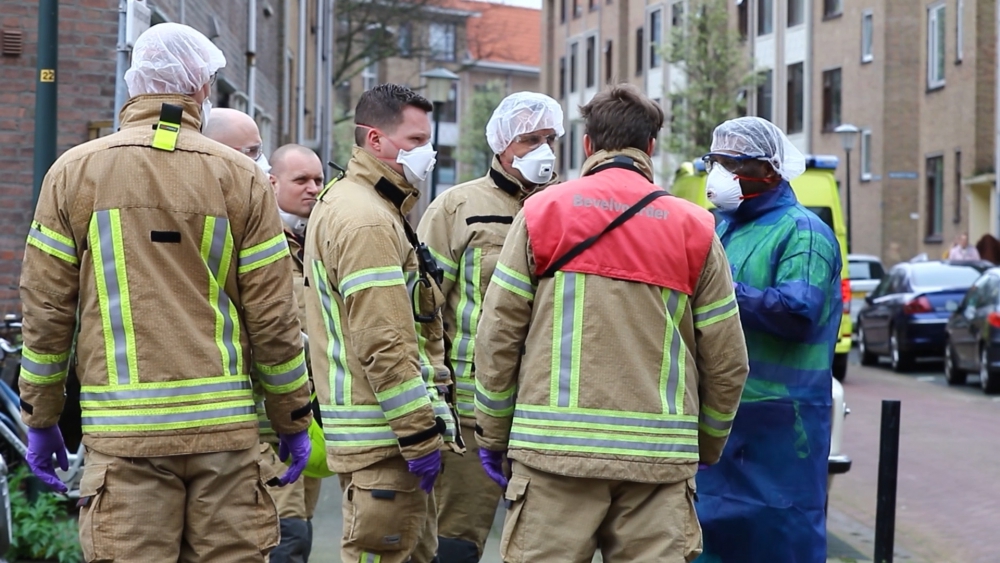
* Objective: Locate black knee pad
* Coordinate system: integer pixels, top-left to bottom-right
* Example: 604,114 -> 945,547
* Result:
436,536 -> 480,563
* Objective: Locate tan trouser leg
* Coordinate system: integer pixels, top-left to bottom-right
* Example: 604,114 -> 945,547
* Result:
340,456 -> 434,563
434,441 -> 502,555
596,478 -> 702,563
303,476 -> 322,520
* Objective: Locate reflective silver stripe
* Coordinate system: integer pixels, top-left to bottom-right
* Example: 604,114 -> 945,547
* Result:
339,269 -> 404,296
207,217 -> 239,375
378,384 -> 428,413
365,552 -> 378,563
325,430 -> 397,442
493,265 -> 534,295
238,239 -> 287,269
435,255 -> 458,278
20,356 -> 69,377
475,389 -> 514,412
28,227 -> 75,257
453,248 -> 478,379
320,408 -> 385,420
257,362 -> 307,387
95,210 -> 133,386
456,381 -> 476,393
556,272 -> 578,408
80,379 -> 251,402
693,298 -> 737,325
665,290 -> 682,415
83,405 -> 255,427
699,411 -> 734,432
314,262 -> 350,405
515,408 -> 699,431
510,431 -> 700,453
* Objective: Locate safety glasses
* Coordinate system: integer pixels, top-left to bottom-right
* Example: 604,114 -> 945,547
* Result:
701,152 -> 769,174
514,132 -> 558,149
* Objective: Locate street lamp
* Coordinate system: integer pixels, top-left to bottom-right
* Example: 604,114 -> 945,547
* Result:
835,123 -> 861,254
420,67 -> 460,201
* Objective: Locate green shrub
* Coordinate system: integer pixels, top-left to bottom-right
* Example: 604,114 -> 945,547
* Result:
8,466 -> 82,563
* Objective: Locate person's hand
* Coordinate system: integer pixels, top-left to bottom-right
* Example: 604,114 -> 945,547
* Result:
406,450 -> 442,494
478,448 -> 508,489
26,426 -> 68,493
277,430 -> 311,486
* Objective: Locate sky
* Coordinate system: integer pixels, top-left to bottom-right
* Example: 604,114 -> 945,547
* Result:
465,0 -> 542,10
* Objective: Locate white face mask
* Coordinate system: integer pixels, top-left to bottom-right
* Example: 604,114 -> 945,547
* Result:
705,166 -> 745,212
201,99 -> 213,131
396,142 -> 437,185
255,153 -> 271,174
278,209 -> 308,237
512,144 -> 556,185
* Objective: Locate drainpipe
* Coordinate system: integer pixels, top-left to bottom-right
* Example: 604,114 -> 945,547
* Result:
247,0 -> 258,119
179,0 -> 186,24
296,0 -> 306,144
113,0 -> 128,131
995,0 -> 1000,236
319,0 -> 334,164
32,0 -> 58,209
313,0 -> 324,143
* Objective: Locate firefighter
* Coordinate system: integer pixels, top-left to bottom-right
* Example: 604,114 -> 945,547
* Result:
474,83 -> 750,562
302,83 -> 460,563
205,110 -> 325,563
20,23 -> 312,562
415,92 -> 563,562
695,117 -> 842,563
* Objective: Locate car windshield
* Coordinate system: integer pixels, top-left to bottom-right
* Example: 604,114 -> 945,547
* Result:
805,206 -> 835,231
911,265 -> 982,289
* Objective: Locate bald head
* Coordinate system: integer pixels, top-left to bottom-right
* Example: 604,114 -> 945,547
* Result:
203,108 -> 262,155
269,144 -> 323,218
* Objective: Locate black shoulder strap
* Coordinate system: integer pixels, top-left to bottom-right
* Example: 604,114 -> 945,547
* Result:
540,189 -> 670,278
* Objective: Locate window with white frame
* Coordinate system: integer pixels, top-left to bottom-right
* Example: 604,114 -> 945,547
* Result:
787,0 -> 804,27
955,0 -> 963,63
255,110 -> 274,156
671,1 -> 684,27
758,0 -> 773,35
570,41 -> 579,93
429,22 -> 456,61
586,35 -> 596,88
362,60 -> 378,91
860,129 -> 872,181
927,4 -> 946,89
649,9 -> 662,69
861,11 -> 874,63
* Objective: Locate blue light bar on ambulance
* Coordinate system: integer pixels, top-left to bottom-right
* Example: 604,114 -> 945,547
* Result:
805,155 -> 839,170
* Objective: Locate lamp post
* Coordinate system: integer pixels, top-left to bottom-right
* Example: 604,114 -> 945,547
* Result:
420,67 -> 460,201
835,123 -> 860,254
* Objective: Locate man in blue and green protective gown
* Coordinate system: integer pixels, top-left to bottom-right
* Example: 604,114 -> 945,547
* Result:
695,117 -> 842,563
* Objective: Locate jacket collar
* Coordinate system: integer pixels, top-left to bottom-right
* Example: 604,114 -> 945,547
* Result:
722,181 -> 798,224
119,94 -> 203,132
345,146 -> 421,215
487,156 -> 558,201
579,148 -> 656,182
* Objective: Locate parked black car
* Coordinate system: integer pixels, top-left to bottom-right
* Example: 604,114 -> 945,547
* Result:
944,267 -> 1000,394
857,260 -> 991,371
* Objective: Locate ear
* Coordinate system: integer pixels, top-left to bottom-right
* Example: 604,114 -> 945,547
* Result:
646,138 -> 656,157
268,172 -> 278,189
366,127 -> 382,152
583,134 -> 593,158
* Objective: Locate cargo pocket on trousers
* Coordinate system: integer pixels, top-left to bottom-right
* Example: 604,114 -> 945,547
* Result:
255,460 -> 281,553
499,474 -> 530,563
683,478 -> 703,563
78,464 -> 112,562
344,469 -> 425,552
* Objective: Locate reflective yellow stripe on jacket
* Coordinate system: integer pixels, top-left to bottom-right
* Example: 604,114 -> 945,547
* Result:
19,347 -> 71,386
27,221 -> 78,265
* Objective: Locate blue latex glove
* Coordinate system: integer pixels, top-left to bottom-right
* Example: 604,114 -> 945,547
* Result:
478,448 -> 508,489
26,426 -> 68,494
277,430 -> 311,486
407,450 -> 442,494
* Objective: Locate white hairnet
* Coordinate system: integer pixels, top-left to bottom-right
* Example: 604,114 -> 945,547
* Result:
124,23 -> 226,97
709,116 -> 806,181
486,92 -> 565,154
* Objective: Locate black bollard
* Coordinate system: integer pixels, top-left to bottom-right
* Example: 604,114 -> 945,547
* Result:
873,400 -> 901,563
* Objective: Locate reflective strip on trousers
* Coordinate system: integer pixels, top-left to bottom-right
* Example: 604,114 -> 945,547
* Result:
659,289 -> 688,415
90,209 -> 138,386
201,216 -> 242,376
82,400 -> 256,432
455,380 -> 476,419
550,272 -> 584,408
360,552 -> 383,563
313,260 -> 352,406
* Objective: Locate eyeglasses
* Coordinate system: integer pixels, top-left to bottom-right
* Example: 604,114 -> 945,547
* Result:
515,133 -> 558,149
209,72 -> 218,86
701,153 -> 769,174
238,144 -> 263,160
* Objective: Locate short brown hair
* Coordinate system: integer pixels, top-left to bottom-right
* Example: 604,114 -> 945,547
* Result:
354,84 -> 433,145
579,84 -> 664,153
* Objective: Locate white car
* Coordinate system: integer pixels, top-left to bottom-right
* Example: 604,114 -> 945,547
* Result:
848,254 -> 885,333
828,378 -> 852,497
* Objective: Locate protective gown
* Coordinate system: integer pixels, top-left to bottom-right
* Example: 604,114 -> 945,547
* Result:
695,182 -> 841,563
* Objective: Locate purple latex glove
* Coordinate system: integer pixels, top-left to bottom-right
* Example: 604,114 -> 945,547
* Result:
277,430 -> 311,486
26,426 -> 68,494
478,448 -> 508,489
407,450 -> 442,494
698,462 -> 710,471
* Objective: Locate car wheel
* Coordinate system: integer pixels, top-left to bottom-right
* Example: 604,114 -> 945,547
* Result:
890,328 -> 914,372
980,347 -> 1000,395
944,339 -> 967,386
858,325 -> 878,366
832,353 -> 848,382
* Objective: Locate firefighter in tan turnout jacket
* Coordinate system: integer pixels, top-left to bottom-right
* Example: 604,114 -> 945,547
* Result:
303,84 -> 460,563
416,92 -> 564,562
19,24 -> 312,562
475,84 -> 750,562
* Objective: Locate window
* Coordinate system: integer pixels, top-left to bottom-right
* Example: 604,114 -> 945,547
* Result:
569,124 -> 578,170
649,9 -> 662,69
635,28 -> 644,75
786,62 -> 804,134
439,82 -> 458,123
437,147 -> 456,185
956,0 -> 964,63
605,40 -> 613,83
926,155 -> 944,239
570,42 -> 578,93
573,0 -> 581,18
861,11 -> 874,62
559,56 -> 567,98
362,59 -> 378,91
758,0 -> 773,35
822,68 -> 842,131
824,0 -> 842,19
672,1 -> 684,27
558,138 -> 566,175
738,0 -> 748,39
397,23 -> 412,57
429,23 -> 456,61
756,69 -> 773,122
590,0 -> 597,11
560,0 -> 566,23
861,130 -> 872,181
586,36 -> 596,88
954,150 -> 962,223
788,0 -> 804,27
927,4 -> 946,89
